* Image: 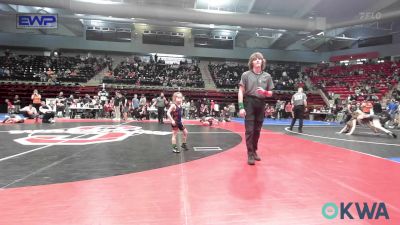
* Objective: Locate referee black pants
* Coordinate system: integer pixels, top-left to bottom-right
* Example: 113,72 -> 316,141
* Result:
290,105 -> 305,130
244,96 -> 266,155
157,107 -> 164,123
42,112 -> 55,123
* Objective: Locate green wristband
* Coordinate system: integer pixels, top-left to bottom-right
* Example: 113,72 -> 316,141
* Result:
239,102 -> 244,110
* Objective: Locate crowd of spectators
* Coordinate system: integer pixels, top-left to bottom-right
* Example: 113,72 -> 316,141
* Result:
0,51 -> 110,83
208,62 -> 306,91
103,57 -> 204,88
304,61 -> 400,127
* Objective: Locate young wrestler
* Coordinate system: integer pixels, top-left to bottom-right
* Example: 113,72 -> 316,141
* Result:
362,114 -> 397,138
338,111 -> 360,135
200,116 -> 219,126
339,110 -> 397,138
2,114 -> 25,123
167,92 -> 189,153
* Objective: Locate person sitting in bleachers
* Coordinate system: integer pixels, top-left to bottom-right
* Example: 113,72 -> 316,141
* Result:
104,58 -> 204,88
46,68 -> 57,83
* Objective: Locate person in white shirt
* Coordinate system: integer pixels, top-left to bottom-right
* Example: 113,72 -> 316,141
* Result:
98,88 -> 109,106
139,94 -> 147,108
20,104 -> 38,119
183,100 -> 191,119
39,101 -> 55,123
213,101 -> 220,117
228,103 -> 236,118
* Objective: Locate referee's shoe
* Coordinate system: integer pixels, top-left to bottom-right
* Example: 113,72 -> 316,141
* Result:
248,154 -> 255,165
288,126 -> 302,133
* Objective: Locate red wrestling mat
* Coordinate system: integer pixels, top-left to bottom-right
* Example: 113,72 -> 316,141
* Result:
0,122 -> 398,225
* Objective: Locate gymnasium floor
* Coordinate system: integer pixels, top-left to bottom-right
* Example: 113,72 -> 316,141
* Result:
0,117 -> 399,225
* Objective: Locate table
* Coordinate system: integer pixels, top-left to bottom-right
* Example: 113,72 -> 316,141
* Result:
309,111 -> 334,121
69,106 -> 102,119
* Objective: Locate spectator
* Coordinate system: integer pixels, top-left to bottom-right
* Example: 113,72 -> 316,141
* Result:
56,92 -> 66,117
228,103 -> 236,118
20,104 -> 39,120
285,102 -> 293,118
5,99 -> 14,114
139,94 -> 147,108
13,95 -> 21,113
31,89 -> 42,111
39,101 -> 55,123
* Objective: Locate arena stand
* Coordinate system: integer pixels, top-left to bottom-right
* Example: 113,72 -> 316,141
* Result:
0,53 -> 325,115
103,59 -> 204,88
0,55 -> 109,83
208,62 -> 306,91
208,62 -> 325,108
308,62 -> 399,102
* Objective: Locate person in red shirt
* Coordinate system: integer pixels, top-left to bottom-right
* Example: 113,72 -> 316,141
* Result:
285,102 -> 293,118
264,105 -> 275,118
103,100 -> 114,119
210,100 -> 215,117
5,99 -> 14,114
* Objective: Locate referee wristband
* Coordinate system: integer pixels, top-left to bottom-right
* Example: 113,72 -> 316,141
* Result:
239,102 -> 244,110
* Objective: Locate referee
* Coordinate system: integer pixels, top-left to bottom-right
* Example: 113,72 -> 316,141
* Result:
238,52 -> 274,165
154,92 -> 168,124
289,87 -> 307,133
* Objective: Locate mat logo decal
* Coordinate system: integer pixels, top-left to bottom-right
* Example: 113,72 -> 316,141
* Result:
9,125 -> 171,145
